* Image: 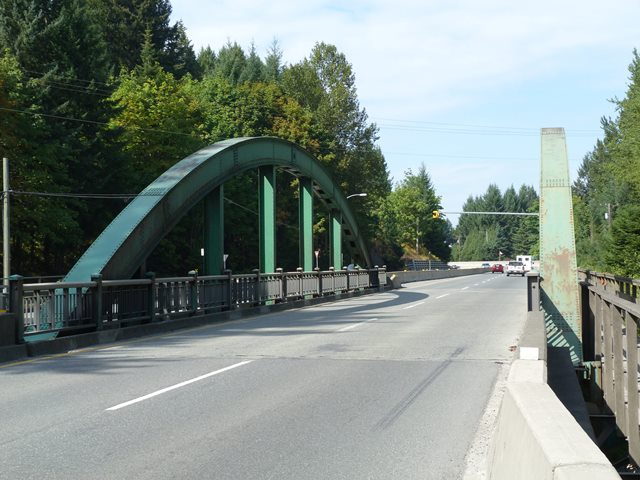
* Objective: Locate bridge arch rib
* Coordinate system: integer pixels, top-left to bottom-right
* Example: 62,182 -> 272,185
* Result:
64,137 -> 371,281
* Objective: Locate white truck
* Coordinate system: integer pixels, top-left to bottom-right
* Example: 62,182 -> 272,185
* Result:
506,261 -> 525,276
516,255 -> 533,272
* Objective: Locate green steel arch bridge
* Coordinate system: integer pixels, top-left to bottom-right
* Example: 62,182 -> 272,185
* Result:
63,136 -> 371,283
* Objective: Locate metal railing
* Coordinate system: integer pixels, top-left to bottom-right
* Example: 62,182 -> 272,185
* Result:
579,269 -> 640,465
405,259 -> 450,271
7,267 -> 386,342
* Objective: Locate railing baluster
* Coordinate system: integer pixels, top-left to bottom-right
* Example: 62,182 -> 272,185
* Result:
603,299 -> 614,411
626,313 -> 640,465
612,305 -> 627,433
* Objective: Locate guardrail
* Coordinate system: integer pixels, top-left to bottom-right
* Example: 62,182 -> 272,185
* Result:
579,269 -> 640,466
7,267 -> 386,342
405,259 -> 450,271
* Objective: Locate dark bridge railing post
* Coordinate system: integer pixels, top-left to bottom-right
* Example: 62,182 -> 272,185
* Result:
9,275 -> 24,344
91,273 -> 103,330
225,269 -> 233,310
145,272 -> 156,323
526,272 -> 540,312
188,270 -> 198,314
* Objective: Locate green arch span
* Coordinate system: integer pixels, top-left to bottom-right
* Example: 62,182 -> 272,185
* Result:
64,137 -> 371,281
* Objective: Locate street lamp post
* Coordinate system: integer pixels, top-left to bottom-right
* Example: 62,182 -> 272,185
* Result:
346,193 -> 367,199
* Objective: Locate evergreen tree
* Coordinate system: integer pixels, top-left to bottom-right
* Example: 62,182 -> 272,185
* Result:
455,184 -> 538,261
0,0 -> 124,274
573,50 -> 640,274
239,42 -> 265,83
214,41 -> 247,85
87,0 -> 196,77
197,46 -> 216,77
605,204 -> 640,277
264,39 -> 283,83
165,20 -> 200,79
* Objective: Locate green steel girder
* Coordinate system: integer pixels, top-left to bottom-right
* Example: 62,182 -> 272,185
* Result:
204,186 -> 224,275
258,165 -> 276,274
329,210 -> 343,270
299,177 -> 314,271
539,128 -> 581,364
64,137 -> 371,281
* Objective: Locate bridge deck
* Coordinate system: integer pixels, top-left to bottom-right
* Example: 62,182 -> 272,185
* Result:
0,273 -> 526,479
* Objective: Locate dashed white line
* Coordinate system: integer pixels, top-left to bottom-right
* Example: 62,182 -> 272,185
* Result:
402,301 -> 426,310
337,318 -> 379,332
461,286 -> 469,291
106,360 -> 253,411
436,294 -> 450,299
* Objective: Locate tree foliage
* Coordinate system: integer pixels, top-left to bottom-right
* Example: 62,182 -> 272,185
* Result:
0,2 -> 454,276
574,50 -> 640,276
454,184 -> 539,261
377,165 -> 451,263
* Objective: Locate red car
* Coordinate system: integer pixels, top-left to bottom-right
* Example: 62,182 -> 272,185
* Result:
491,264 -> 504,273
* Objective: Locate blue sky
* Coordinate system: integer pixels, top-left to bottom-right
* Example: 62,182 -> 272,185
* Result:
170,0 -> 639,223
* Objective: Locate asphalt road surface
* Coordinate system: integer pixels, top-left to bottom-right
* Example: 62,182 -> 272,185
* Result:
0,273 -> 527,479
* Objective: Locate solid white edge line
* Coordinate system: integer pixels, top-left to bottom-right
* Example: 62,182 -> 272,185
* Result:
106,360 -> 253,411
337,318 -> 379,332
436,294 -> 450,299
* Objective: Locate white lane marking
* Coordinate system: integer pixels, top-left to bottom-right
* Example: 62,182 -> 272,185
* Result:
337,318 -> 378,332
436,294 -> 450,299
473,283 -> 479,286
461,286 -> 469,290
402,301 -> 426,310
106,360 -> 253,411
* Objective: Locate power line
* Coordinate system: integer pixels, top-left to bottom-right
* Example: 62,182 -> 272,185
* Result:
21,68 -> 114,87
375,117 -> 599,134
377,124 -> 598,138
442,211 -> 539,216
385,151 -> 583,163
387,152 -> 538,161
11,190 -> 143,199
0,106 -> 198,138
7,69 -> 603,139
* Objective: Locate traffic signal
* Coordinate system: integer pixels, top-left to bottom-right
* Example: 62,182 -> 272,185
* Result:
432,210 -> 440,219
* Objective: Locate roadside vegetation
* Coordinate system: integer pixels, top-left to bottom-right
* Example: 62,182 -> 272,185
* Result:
0,0 -> 450,275
573,51 -> 640,278
1,2 -> 637,277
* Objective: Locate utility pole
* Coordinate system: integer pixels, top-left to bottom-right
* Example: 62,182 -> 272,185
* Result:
415,218 -> 419,254
3,157 -> 9,287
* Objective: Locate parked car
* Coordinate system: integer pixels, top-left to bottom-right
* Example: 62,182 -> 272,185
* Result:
491,264 -> 504,273
481,263 -> 491,268
506,261 -> 525,276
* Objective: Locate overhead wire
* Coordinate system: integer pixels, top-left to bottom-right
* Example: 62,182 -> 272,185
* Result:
9,69 -> 603,138
0,106 -> 198,138
374,117 -> 600,137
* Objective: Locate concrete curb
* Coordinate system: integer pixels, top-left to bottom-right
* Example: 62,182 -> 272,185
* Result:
387,268 -> 486,286
0,344 -> 28,363
486,313 -> 620,479
487,382 -> 619,480
0,288 -> 379,364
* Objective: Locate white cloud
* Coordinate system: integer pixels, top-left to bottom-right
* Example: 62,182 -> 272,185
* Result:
174,0 -> 638,116
170,0 -> 640,217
